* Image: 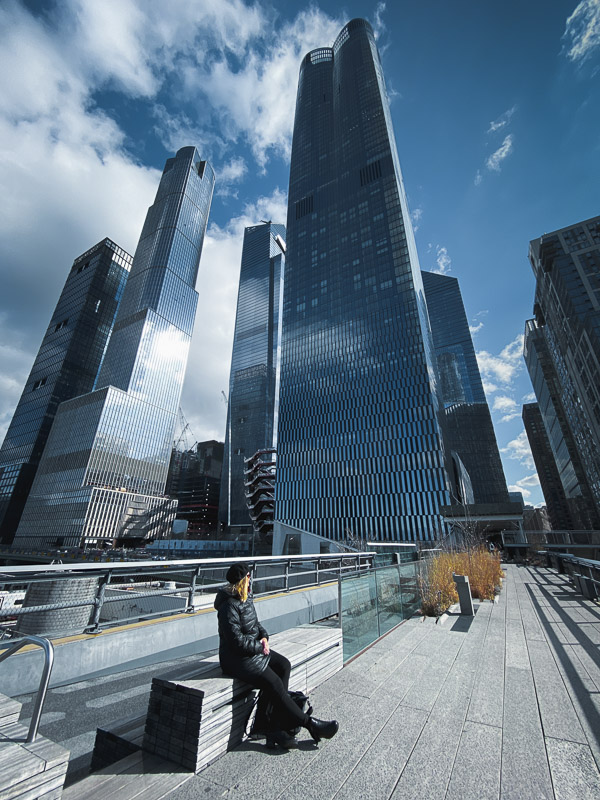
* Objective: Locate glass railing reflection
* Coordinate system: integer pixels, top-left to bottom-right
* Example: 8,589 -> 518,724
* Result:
339,560 -> 420,662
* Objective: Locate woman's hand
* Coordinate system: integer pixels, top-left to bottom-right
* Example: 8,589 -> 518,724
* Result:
261,637 -> 270,655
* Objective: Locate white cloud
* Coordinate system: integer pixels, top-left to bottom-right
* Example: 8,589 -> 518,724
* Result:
493,391 -> 521,423
493,396 -> 518,413
482,380 -> 499,395
500,412 -> 521,423
469,322 -> 484,335
563,0 -> 600,62
432,245 -> 451,275
517,473 -> 541,488
474,170 -> 483,186
219,158 -> 248,184
501,430 -> 535,469
180,189 -> 288,442
508,483 -> 531,499
487,105 -> 517,134
186,7 -> 344,168
0,319 -> 36,445
411,206 -> 423,232
476,334 -> 524,388
486,134 -> 514,172
522,392 -> 536,403
373,2 -> 387,40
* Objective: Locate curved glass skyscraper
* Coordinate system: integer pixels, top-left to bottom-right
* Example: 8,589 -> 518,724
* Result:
15,147 -> 215,548
275,19 -> 450,542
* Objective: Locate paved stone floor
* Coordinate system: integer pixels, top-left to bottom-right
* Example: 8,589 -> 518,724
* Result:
164,563 -> 600,800
16,563 -> 600,798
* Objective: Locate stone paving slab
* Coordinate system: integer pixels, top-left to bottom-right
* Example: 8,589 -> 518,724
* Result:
162,565 -> 600,800
445,721 -> 501,800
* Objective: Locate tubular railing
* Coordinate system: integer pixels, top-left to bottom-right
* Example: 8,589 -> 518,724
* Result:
0,553 -> 374,634
554,553 -> 600,599
0,629 -> 53,742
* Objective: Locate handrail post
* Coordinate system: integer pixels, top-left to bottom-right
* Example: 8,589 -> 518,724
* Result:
0,631 -> 54,743
26,635 -> 54,743
186,566 -> 201,612
285,560 -> 291,592
88,571 -> 111,632
316,559 -> 320,585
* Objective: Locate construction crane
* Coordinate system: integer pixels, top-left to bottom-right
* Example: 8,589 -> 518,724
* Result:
174,407 -> 197,451
221,390 -> 228,406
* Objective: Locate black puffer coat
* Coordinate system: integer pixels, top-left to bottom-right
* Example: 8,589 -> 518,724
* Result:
214,586 -> 270,677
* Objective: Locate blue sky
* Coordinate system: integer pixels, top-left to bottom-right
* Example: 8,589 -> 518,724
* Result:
1,0 -> 599,507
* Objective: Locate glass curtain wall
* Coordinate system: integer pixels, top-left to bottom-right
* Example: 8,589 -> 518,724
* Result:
276,19 -> 449,543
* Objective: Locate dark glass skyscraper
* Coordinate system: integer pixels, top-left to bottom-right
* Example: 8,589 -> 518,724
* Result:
524,215 -> 600,529
167,440 -> 224,533
0,239 -> 132,545
219,223 -> 286,534
422,270 -> 508,504
522,402 -> 573,530
275,19 -> 449,542
14,147 -> 215,548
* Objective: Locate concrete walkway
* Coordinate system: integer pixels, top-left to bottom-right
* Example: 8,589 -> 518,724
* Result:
165,563 -> 600,800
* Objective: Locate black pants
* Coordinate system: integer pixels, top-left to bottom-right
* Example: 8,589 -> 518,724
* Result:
226,650 -> 308,733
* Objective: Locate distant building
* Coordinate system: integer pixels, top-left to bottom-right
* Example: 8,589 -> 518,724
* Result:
275,19 -> 449,543
219,223 -> 285,536
522,402 -> 573,530
0,239 -> 132,545
524,216 -> 600,529
14,148 -> 215,549
422,271 -> 508,505
167,441 -> 223,533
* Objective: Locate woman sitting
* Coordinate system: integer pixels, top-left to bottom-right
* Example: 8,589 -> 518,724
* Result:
214,562 -> 339,748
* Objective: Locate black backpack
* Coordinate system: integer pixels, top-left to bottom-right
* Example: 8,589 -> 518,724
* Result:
248,690 -> 312,738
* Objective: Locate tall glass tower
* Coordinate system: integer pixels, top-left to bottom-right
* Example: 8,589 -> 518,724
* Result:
0,239 -> 132,545
14,147 -> 215,548
524,215 -> 600,529
275,19 -> 450,542
422,270 -> 508,504
219,223 -> 286,535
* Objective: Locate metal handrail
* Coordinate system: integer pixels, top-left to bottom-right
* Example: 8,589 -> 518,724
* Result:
0,553 -> 374,633
0,629 -> 53,743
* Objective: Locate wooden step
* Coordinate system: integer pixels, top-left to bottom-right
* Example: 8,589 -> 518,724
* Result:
0,721 -> 69,800
0,692 -> 21,727
91,713 -> 146,772
63,751 -> 192,800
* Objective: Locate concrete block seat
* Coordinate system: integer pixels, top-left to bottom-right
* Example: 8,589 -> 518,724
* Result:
143,624 -> 342,772
0,721 -> 70,800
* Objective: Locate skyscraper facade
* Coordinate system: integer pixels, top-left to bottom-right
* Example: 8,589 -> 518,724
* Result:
422,270 -> 508,504
219,223 -> 285,535
524,216 -> 600,529
14,147 -> 215,548
167,440 -> 224,532
522,402 -> 573,530
0,239 -> 132,545
275,19 -> 450,542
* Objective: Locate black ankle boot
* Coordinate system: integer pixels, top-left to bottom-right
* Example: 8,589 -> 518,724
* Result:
306,717 -> 339,743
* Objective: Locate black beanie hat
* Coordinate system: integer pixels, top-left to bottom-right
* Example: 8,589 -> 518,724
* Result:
226,562 -> 250,584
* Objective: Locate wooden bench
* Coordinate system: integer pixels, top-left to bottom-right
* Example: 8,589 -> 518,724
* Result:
0,720 -> 70,800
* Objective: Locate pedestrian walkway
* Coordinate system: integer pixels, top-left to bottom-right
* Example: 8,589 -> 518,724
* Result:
164,563 -> 600,800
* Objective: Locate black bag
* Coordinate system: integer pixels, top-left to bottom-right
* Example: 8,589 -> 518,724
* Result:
249,690 -> 312,738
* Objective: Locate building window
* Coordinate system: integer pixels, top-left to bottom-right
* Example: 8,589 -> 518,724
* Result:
32,377 -> 47,391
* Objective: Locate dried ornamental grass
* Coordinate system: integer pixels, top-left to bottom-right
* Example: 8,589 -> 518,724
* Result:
420,548 -> 503,615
